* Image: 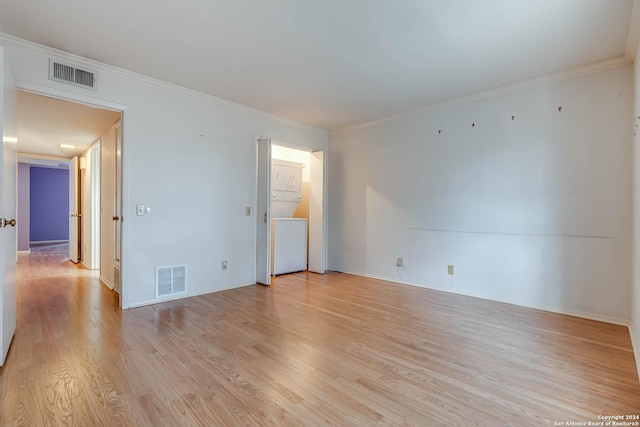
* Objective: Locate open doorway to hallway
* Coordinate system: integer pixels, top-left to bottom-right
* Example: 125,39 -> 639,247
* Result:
16,90 -> 123,300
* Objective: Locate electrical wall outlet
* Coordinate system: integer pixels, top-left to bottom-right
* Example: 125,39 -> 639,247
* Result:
221,260 -> 228,271
396,257 -> 403,267
448,265 -> 454,275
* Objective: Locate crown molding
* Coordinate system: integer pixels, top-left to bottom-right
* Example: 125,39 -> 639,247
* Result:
1,32 -> 631,138
331,55 -> 632,135
0,32 -> 326,134
626,0 -> 640,61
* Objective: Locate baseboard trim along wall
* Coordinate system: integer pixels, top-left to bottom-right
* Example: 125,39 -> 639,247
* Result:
30,240 -> 69,245
100,276 -> 114,290
336,269 -> 632,327
629,324 -> 640,382
338,268 -> 639,379
126,281 -> 257,309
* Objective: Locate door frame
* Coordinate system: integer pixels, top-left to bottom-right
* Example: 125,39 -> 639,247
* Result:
255,138 -> 271,285
253,135 -> 328,282
69,156 -> 79,263
16,82 -> 129,308
90,142 -> 101,270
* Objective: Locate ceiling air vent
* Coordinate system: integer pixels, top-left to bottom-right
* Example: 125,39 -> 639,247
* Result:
155,265 -> 187,298
49,59 -> 97,90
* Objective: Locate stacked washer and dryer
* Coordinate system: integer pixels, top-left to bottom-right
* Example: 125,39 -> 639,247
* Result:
270,159 -> 308,275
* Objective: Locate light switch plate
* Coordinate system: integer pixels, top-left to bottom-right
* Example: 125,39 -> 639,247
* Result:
136,204 -> 145,216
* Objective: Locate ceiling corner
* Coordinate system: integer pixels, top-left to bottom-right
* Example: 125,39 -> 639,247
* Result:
625,0 -> 640,61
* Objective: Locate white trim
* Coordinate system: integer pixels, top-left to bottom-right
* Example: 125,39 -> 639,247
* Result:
252,135 -> 260,285
626,0 -> 640,61
100,275 -> 114,290
16,81 -> 127,112
90,142 -> 100,271
80,260 -> 91,270
127,281 -> 255,309
335,269 -> 632,327
331,55 -> 632,135
17,250 -> 30,255
629,324 -> 640,382
0,32 -> 324,133
29,239 -> 69,245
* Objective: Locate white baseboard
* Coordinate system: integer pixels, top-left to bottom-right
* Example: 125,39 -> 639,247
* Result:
17,249 -> 31,255
629,324 -> 640,382
100,275 -> 114,290
126,281 -> 255,309
336,269 -> 631,327
29,240 -> 69,245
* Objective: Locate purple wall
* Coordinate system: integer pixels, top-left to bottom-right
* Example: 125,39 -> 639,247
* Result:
30,166 -> 69,242
17,163 -> 30,251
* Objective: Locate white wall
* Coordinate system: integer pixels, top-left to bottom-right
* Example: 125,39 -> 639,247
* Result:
329,65 -> 633,323
632,43 -> 640,377
0,35 -> 328,307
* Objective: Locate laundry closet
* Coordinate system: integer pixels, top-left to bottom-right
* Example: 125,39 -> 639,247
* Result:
270,145 -> 311,275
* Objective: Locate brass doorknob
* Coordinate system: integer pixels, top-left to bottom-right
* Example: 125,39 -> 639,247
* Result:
3,218 -> 16,227
112,216 -> 119,221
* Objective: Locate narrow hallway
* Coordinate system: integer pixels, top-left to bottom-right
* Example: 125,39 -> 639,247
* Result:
0,243 -> 123,425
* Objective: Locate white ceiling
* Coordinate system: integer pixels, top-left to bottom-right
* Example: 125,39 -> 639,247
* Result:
17,91 -> 121,158
0,0 -> 634,130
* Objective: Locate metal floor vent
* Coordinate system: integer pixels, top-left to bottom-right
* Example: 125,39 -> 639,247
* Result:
114,265 -> 121,294
49,59 -> 97,89
155,265 -> 187,298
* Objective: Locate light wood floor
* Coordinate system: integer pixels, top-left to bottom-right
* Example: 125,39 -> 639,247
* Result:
0,245 -> 638,426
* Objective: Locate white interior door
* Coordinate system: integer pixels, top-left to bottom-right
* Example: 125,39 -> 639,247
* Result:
309,150 -> 325,273
68,156 -> 79,263
256,138 -> 271,285
0,47 -> 18,366
114,124 -> 122,266
91,144 -> 101,270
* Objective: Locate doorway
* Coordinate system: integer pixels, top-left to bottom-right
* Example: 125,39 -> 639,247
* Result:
255,137 -> 326,285
15,90 -> 124,304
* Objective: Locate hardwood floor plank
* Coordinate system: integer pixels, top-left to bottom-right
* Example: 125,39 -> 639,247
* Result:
0,244 -> 638,426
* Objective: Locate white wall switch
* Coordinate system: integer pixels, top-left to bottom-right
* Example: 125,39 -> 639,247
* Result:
136,204 -> 145,216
